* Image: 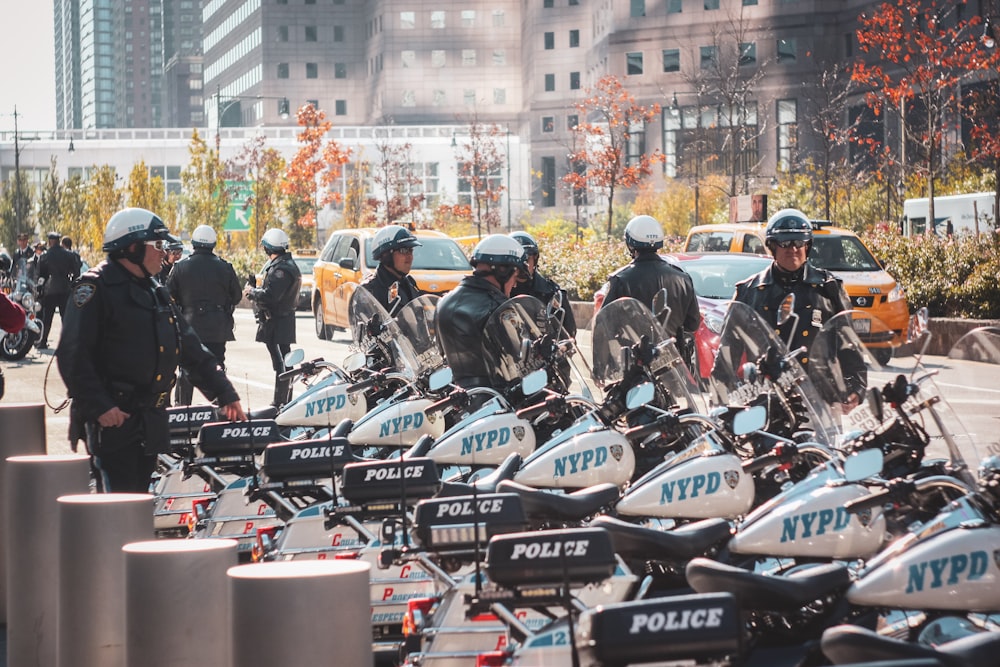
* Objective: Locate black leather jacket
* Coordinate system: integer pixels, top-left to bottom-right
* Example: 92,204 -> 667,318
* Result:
38,244 -> 81,297
56,259 -> 240,450
734,260 -> 865,401
359,263 -> 423,314
247,252 -> 301,344
435,273 -> 509,388
166,248 -> 243,343
604,252 -> 701,343
511,271 -> 577,338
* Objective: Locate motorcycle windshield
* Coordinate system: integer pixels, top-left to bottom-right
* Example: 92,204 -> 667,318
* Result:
591,297 -> 703,414
393,294 -> 444,377
348,284 -> 420,379
481,295 -> 548,386
710,301 -> 838,445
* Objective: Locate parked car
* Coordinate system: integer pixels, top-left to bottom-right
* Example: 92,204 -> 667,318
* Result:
311,228 -> 470,339
592,252 -> 772,381
684,220 -> 909,363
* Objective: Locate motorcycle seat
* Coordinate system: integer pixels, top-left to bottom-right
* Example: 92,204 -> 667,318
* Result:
590,515 -> 732,562
686,556 -> 851,612
436,453 -> 523,497
495,479 -> 621,523
821,623 -> 1000,667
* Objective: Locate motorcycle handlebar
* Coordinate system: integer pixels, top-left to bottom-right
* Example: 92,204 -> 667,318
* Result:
624,412 -> 681,441
743,443 -> 799,473
425,389 -> 466,416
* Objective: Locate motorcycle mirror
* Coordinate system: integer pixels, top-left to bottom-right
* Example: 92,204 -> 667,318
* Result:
283,349 -> 305,368
842,447 -> 883,482
521,369 -> 547,397
777,293 -> 796,326
741,362 -> 759,383
625,382 -> 655,410
731,405 -> 767,435
427,366 -> 453,392
342,352 -> 367,373
868,387 -> 885,423
519,338 -> 531,362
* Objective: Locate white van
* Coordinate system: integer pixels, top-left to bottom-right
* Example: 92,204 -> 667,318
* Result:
901,192 -> 997,236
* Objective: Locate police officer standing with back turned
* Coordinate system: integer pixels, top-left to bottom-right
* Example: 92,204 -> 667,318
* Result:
244,228 -> 302,407
167,225 -> 243,405
37,230 -> 81,349
56,208 -> 246,493
360,224 -> 425,313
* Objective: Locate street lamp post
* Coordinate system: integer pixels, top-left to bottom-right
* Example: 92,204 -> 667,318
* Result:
214,84 -> 291,151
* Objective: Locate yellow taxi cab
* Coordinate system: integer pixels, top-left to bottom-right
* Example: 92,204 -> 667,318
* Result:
311,228 -> 470,339
684,220 -> 909,363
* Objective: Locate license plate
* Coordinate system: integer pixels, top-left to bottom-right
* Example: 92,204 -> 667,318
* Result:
851,317 -> 871,334
844,401 -> 879,433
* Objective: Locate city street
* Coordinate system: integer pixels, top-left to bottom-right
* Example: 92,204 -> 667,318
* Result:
4,307 -> 999,464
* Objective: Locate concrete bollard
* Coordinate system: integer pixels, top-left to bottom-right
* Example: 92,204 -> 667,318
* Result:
123,539 -> 239,667
57,493 -> 154,667
228,560 -> 373,667
5,454 -> 91,667
0,402 -> 47,623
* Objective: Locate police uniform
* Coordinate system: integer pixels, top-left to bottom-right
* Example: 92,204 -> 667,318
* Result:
37,241 -> 81,347
511,271 -> 577,338
246,251 -> 301,403
604,252 -> 701,358
56,259 -> 240,492
359,263 -> 423,314
435,273 -> 509,389
167,247 -> 243,404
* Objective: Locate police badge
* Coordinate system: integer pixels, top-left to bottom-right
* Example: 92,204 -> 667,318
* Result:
610,444 -> 624,461
724,470 -> 740,489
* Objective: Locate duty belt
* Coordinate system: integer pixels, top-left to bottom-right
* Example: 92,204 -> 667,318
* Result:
113,390 -> 171,409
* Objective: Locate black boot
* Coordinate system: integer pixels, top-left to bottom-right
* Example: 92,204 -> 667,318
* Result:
271,373 -> 292,408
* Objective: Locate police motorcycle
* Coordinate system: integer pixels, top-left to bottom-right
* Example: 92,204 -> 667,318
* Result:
0,263 -> 43,361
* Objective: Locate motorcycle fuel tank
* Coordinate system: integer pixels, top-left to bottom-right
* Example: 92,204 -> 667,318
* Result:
276,376 -> 368,427
515,429 -> 635,489
426,411 -> 536,465
348,397 -> 445,446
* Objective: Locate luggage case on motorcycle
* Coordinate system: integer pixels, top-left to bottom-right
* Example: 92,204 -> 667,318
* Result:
340,457 -> 441,505
412,492 -> 529,551
260,437 -> 353,482
197,419 -> 280,456
166,404 -> 219,450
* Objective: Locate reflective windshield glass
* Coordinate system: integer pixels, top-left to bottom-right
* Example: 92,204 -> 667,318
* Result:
682,256 -> 771,299
365,237 -> 470,270
810,235 -> 880,271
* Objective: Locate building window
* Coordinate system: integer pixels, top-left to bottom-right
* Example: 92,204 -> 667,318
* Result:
544,0 -> 554,7
627,52 -> 644,75
494,88 -> 506,104
464,89 -> 476,106
277,63 -> 289,79
631,0 -> 645,17
542,116 -> 555,133
743,0 -> 758,5
705,0 -> 719,8
570,72 -> 580,89
433,90 -> 446,106
402,90 -> 416,107
567,114 -> 578,129
304,25 -> 317,42
492,10 -> 505,27
493,49 -> 506,66
570,0 -> 580,5
544,73 -> 555,91
462,50 -> 476,66
335,100 -> 346,116
277,26 -> 288,42
431,50 -> 446,67
402,50 -> 416,68
569,29 -> 580,47
541,157 -> 556,207
431,11 -> 445,29
461,10 -> 475,27
335,63 -> 347,79
844,32 -> 853,58
334,25 -> 344,42
777,38 -> 797,63
306,62 -> 318,78
306,99 -> 319,112
668,0 -> 682,12
544,32 -> 554,50
739,42 -> 756,66
662,48 -> 680,72
777,98 -> 797,171
700,45 -> 716,69
400,11 -> 415,29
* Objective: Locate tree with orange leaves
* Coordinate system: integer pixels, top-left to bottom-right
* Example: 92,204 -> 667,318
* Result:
454,121 -> 506,238
282,104 -> 351,248
563,75 -> 662,237
852,1 -> 999,230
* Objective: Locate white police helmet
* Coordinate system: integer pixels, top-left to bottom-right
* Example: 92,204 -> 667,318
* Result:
102,208 -> 177,253
624,215 -> 665,251
470,234 -> 527,269
261,228 -> 290,254
192,225 -> 218,250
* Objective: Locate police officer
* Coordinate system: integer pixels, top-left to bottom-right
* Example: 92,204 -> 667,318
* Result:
360,225 -> 424,313
158,239 -> 184,283
509,231 -> 577,338
244,228 -> 302,407
11,233 -> 33,278
733,208 -> 864,411
603,215 -> 701,364
436,234 -> 526,390
56,208 -> 246,492
37,230 -> 81,348
167,225 -> 243,405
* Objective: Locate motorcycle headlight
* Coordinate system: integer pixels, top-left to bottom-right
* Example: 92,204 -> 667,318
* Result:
887,284 -> 905,303
21,292 -> 34,310
703,309 -> 725,334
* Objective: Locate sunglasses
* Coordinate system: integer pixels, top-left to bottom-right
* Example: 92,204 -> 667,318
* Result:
145,240 -> 168,251
394,247 -> 414,255
773,239 -> 808,249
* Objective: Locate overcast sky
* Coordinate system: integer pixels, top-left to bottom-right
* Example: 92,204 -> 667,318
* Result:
0,0 -> 57,132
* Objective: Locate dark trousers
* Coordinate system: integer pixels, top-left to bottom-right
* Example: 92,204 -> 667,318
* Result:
86,422 -> 157,493
40,292 -> 67,345
175,341 -> 228,405
266,342 -> 292,406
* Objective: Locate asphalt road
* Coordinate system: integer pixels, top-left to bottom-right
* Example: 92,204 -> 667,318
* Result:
5,308 -> 999,465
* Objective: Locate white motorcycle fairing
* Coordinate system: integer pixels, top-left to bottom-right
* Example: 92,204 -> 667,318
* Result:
348,396 -> 445,446
514,419 -> 635,489
276,374 -> 368,427
425,411 -> 536,465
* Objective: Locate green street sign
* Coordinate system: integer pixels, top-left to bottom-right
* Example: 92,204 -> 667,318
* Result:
224,180 -> 254,231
